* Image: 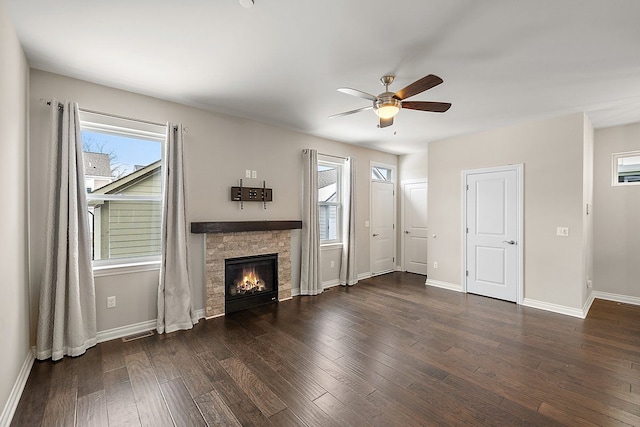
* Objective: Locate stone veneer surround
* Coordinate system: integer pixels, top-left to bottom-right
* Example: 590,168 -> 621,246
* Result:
205,230 -> 292,317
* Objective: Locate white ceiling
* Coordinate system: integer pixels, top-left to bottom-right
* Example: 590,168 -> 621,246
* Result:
5,0 -> 640,154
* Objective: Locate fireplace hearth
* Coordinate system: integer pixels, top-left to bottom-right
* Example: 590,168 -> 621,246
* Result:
225,253 -> 278,313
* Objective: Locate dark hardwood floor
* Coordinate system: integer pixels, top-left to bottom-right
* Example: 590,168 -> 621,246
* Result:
12,272 -> 640,426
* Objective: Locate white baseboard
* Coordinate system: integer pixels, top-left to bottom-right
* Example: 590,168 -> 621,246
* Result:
394,265 -> 404,272
358,272 -> 372,280
322,279 -> 340,290
592,291 -> 640,307
96,308 -> 206,343
96,319 -> 157,343
425,279 -> 463,292
521,298 -> 587,319
582,291 -> 596,317
0,348 -> 34,427
521,290 -> 640,319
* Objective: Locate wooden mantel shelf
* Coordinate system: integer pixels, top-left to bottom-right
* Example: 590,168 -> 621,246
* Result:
190,220 -> 302,234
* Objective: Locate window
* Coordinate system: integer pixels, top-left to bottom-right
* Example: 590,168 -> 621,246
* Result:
80,111 -> 166,266
372,165 -> 392,181
318,157 -> 343,244
612,151 -> 640,186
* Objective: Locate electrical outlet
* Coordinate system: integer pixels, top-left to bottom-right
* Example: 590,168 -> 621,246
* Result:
245,169 -> 251,178
107,296 -> 116,308
556,227 -> 569,237
587,278 -> 593,288
330,261 -> 335,268
433,261 -> 438,269
252,170 -> 257,179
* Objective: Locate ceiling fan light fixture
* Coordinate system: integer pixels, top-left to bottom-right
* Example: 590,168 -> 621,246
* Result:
239,0 -> 254,8
374,98 -> 400,119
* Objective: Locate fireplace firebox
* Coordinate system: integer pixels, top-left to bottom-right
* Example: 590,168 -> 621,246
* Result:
225,253 -> 278,313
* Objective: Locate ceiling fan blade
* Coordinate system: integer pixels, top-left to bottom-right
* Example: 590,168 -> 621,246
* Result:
329,106 -> 373,118
378,116 -> 393,128
402,101 -> 452,113
337,87 -> 378,102
393,74 -> 443,100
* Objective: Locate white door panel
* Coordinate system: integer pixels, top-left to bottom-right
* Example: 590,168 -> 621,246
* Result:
371,181 -> 395,275
466,168 -> 519,302
403,182 -> 428,275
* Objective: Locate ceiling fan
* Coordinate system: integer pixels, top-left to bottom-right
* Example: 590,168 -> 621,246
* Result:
330,74 -> 451,128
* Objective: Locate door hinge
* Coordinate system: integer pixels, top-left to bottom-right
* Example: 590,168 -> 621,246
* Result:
393,257 -> 395,262
466,184 -> 469,190
393,224 -> 395,229
466,270 -> 469,277
466,227 -> 469,233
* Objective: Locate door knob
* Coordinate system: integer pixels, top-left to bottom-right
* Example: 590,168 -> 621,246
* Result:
503,240 -> 516,245
405,230 -> 410,234
373,233 -> 379,237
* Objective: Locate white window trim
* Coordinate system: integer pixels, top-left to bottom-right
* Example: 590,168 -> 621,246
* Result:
80,113 -> 166,272
318,155 -> 344,246
612,150 -> 640,187
93,259 -> 161,277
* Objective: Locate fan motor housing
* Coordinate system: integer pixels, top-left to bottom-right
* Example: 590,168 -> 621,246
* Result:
374,92 -> 401,117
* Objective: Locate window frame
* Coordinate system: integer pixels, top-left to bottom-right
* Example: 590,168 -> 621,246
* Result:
612,150 -> 640,187
318,156 -> 344,246
80,111 -> 166,270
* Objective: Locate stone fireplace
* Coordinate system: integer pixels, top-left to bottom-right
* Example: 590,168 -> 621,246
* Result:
191,221 -> 301,317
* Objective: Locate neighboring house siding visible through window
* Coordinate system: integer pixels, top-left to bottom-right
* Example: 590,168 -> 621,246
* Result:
80,111 -> 165,266
318,157 -> 344,244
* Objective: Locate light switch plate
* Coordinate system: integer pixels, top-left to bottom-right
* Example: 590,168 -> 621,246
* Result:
556,227 -> 569,237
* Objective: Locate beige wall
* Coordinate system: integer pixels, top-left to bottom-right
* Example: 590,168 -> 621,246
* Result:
593,122 -> 640,299
398,150 -> 428,183
0,3 -> 31,423
428,113 -> 592,310
28,70 -> 397,336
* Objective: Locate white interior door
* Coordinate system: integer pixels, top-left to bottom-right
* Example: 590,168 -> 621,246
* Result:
371,181 -> 395,275
403,181 -> 428,275
465,166 -> 520,302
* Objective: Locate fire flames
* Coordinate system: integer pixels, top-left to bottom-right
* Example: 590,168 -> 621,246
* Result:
233,268 -> 266,295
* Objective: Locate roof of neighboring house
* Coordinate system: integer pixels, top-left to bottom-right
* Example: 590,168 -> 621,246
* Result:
318,168 -> 336,190
91,160 -> 161,195
84,152 -> 111,177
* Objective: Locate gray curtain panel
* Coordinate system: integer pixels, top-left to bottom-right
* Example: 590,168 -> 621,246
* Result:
340,157 -> 358,286
36,100 -> 97,361
300,148 -> 322,295
157,124 -> 197,333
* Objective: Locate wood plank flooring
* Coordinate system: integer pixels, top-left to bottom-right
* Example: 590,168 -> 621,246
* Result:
12,272 -> 640,426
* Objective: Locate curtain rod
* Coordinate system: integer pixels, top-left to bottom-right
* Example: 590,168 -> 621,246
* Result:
44,100 -> 171,129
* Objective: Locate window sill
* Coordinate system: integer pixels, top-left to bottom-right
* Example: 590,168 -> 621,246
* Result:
93,260 -> 161,277
321,243 -> 343,251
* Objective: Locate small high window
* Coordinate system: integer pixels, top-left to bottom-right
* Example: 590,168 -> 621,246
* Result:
612,151 -> 640,186
372,166 -> 392,181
